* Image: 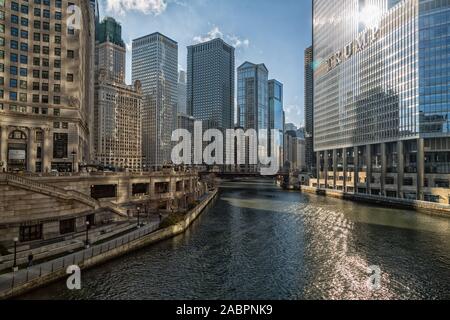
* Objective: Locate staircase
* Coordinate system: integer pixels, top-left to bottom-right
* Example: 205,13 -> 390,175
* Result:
0,173 -> 128,217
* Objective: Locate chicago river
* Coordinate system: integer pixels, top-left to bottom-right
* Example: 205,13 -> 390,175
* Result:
22,180 -> 450,300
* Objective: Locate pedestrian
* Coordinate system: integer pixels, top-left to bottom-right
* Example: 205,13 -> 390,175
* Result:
28,253 -> 34,267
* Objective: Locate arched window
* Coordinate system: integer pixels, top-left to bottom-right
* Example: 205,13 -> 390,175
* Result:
9,130 -> 27,140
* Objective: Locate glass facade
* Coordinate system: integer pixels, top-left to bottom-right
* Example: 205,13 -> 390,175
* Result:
269,79 -> 284,165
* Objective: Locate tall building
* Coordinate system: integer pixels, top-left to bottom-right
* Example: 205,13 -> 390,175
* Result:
187,38 -> 235,131
313,0 -> 450,204
237,62 -> 269,171
177,70 -> 187,114
304,46 -> 315,174
132,32 -> 178,167
94,18 -> 142,171
0,0 -> 95,173
95,17 -> 126,83
285,130 -> 306,172
268,79 -> 284,170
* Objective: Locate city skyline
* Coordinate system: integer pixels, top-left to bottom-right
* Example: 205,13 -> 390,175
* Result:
98,0 -> 311,128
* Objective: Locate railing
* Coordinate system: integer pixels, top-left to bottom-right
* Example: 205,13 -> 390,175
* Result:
0,221 -> 160,297
1,173 -> 98,209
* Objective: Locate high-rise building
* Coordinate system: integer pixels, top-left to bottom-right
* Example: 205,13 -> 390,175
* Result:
237,62 -> 269,171
177,70 -> 187,114
187,38 -> 235,131
268,79 -> 284,170
132,32 -> 178,167
94,17 -> 142,171
0,0 -> 95,173
304,46 -> 315,174
313,0 -> 450,204
95,17 -> 126,83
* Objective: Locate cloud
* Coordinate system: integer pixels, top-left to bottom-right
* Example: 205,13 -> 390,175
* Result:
193,26 -> 223,43
227,35 -> 249,48
193,27 -> 250,49
106,0 -> 167,16
125,41 -> 132,52
284,104 -> 303,127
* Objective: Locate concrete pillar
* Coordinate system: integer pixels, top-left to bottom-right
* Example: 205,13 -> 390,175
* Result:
381,143 -> 387,197
397,141 -> 404,199
417,138 -> 424,201
343,149 -> 348,192
43,128 -> 52,173
333,149 -> 337,189
366,144 -> 372,194
0,125 -> 8,172
27,128 -> 36,173
354,146 -> 359,192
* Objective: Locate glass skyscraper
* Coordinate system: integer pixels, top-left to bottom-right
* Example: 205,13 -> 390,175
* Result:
187,38 -> 235,131
268,79 -> 284,169
132,33 -> 178,167
313,0 -> 450,203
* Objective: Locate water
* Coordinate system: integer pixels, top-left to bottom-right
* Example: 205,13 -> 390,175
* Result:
22,180 -> 450,300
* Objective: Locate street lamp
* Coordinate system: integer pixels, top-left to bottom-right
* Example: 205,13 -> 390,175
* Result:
137,206 -> 141,228
12,237 -> 18,272
85,221 -> 90,248
71,148 -> 77,173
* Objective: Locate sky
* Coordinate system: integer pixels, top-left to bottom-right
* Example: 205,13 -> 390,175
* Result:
98,0 -> 312,128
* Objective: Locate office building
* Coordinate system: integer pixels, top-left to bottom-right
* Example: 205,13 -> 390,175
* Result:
94,17 -> 142,171
313,0 -> 450,203
0,0 -> 95,173
304,45 -> 315,174
187,38 -> 235,131
132,32 -> 178,167
268,79 -> 284,170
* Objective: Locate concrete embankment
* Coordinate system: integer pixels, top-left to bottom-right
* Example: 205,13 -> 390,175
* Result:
0,189 -> 218,299
300,186 -> 450,217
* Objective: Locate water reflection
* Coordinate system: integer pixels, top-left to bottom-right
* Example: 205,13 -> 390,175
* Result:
21,180 -> 450,300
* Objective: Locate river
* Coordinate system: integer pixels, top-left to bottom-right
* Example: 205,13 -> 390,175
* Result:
21,179 -> 450,300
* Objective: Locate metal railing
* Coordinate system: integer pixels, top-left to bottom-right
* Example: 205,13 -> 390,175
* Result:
0,221 -> 160,296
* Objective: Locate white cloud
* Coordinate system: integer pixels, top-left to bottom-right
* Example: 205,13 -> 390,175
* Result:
106,0 -> 168,16
227,35 -> 249,48
125,41 -> 132,52
193,26 -> 223,43
193,27 -> 250,49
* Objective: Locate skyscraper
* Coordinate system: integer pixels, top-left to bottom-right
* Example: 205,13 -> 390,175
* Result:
177,70 -> 187,115
0,0 -> 95,173
94,18 -> 142,171
132,33 -> 178,167
313,0 -> 450,204
237,62 -> 269,171
187,38 -> 235,131
95,17 -> 126,83
304,46 -> 315,174
268,79 -> 284,170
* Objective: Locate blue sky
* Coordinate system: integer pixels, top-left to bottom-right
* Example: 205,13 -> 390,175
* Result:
99,0 -> 312,127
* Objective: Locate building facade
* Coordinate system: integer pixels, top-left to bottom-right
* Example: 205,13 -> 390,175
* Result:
237,62 -> 269,171
187,38 -> 235,131
313,0 -> 450,204
0,0 -> 95,173
177,70 -> 187,114
132,32 -> 178,167
304,45 -> 315,174
268,79 -> 284,170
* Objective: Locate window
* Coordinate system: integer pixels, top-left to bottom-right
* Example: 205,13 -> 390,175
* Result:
53,96 -> 60,104
10,40 -> 18,49
9,91 -> 17,101
19,67 -> 27,76
19,92 -> 27,102
20,42 -> 27,51
20,224 -> 43,242
11,15 -> 19,24
53,132 -> 68,158
67,73 -> 73,82
9,78 -> 17,88
19,80 -> 27,89
60,219 -> 75,235
53,108 -> 60,116
67,50 -> 74,58
11,27 -> 19,37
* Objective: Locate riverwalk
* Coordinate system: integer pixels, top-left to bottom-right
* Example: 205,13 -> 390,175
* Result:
0,189 -> 218,299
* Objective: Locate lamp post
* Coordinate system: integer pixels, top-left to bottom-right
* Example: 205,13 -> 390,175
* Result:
85,221 -> 90,248
12,237 -> 18,272
137,206 -> 141,228
71,148 -> 77,173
